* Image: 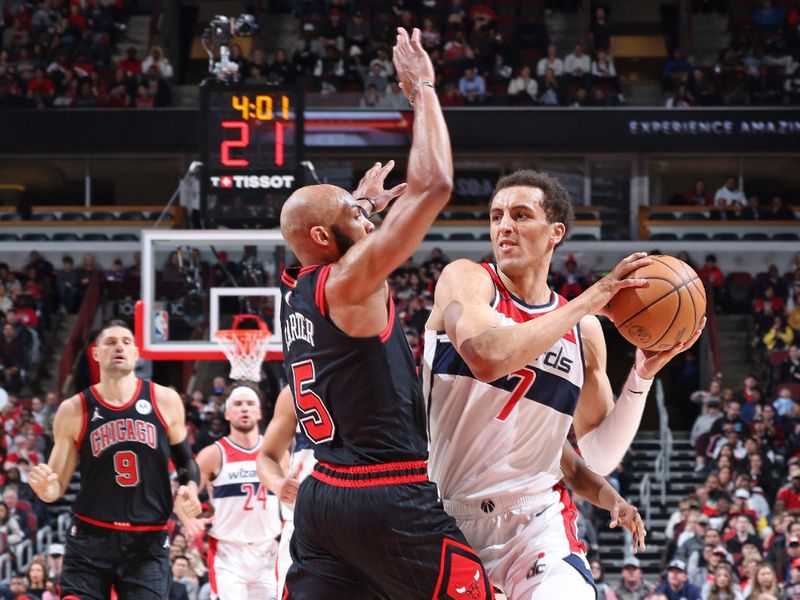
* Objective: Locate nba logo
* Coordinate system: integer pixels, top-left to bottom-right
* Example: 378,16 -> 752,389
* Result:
153,310 -> 169,342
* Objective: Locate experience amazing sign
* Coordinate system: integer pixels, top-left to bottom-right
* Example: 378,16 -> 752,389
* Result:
628,117 -> 800,135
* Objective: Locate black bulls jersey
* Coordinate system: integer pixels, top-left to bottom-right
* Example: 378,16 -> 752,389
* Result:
73,379 -> 173,528
280,265 -> 428,465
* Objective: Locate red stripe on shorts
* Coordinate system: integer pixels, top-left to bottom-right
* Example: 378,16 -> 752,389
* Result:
557,483 -> 587,554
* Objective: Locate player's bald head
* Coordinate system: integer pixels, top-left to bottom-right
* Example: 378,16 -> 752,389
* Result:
281,184 -> 351,264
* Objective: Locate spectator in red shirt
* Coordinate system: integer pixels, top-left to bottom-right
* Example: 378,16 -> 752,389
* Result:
685,179 -> 713,206
67,3 -> 88,29
778,465 -> 800,511
27,68 -> 54,98
699,254 -> 724,288
118,46 -> 142,76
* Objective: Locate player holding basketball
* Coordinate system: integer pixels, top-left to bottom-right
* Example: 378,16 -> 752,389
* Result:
256,386 -> 315,594
277,27 -> 493,599
177,385 -> 282,600
423,170 -> 704,599
28,320 -> 201,599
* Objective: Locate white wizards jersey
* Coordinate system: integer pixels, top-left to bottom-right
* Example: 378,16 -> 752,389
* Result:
280,425 -> 317,522
423,263 -> 585,502
209,436 -> 281,546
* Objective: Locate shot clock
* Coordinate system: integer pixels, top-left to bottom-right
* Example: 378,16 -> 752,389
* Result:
200,82 -> 304,227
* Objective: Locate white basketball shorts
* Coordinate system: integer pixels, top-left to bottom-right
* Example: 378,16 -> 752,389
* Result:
443,484 -> 596,600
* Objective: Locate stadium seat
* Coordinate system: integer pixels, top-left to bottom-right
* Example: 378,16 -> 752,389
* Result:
31,213 -> 56,221
570,233 -> 598,241
650,233 -> 679,241
449,233 -> 476,241
447,212 -> 480,220
781,382 -> 800,401
112,233 -> 140,241
53,233 -> 80,241
91,212 -> 117,221
683,232 -> 709,240
21,233 -> 50,241
724,271 -> 753,312
149,211 -> 172,220
82,233 -> 110,241
574,211 -> 598,220
773,233 -> 799,241
649,212 -> 677,220
424,233 -> 445,241
119,211 -> 146,220
479,233 -> 491,241
0,233 -> 19,241
742,232 -> 769,241
0,213 -> 20,221
712,232 -> 739,241
679,213 -> 708,220
61,212 -> 88,220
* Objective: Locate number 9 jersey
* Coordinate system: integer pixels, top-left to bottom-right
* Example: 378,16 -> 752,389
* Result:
280,265 -> 429,465
73,379 -> 173,529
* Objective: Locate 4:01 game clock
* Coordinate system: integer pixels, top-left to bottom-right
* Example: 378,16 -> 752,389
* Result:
200,82 -> 304,227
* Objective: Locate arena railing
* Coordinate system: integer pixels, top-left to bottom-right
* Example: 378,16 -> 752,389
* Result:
653,379 -> 672,507
36,525 -> 53,556
0,553 -> 11,585
638,205 -> 800,241
58,272 -> 103,395
639,473 -> 652,529
703,280 -> 723,378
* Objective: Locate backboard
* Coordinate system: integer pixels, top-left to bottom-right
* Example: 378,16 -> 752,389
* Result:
135,230 -> 292,361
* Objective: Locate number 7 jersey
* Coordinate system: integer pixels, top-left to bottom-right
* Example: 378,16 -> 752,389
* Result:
423,263 -> 586,502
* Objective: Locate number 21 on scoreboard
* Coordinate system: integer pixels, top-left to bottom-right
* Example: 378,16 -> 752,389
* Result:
220,94 -> 290,169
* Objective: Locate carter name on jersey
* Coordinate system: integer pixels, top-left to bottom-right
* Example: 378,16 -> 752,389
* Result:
284,313 -> 315,352
90,418 -> 158,457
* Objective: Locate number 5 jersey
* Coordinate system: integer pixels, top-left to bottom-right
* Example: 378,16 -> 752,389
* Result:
279,265 -> 428,465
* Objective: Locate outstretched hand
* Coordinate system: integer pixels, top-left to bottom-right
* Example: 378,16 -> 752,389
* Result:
609,499 -> 647,553
586,252 -> 653,318
392,28 -> 435,100
352,160 -> 407,213
634,317 -> 706,379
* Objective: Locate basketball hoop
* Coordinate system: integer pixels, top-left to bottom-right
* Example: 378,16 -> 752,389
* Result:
213,314 -> 272,382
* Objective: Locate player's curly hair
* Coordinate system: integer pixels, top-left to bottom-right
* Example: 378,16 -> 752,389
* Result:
490,170 -> 574,247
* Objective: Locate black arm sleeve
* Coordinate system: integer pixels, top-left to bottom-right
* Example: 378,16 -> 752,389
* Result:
170,437 -> 200,486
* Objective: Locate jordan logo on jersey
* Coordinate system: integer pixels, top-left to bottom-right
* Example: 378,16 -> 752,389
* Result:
91,408 -> 104,421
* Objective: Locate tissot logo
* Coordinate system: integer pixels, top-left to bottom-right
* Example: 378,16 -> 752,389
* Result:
209,175 -> 295,190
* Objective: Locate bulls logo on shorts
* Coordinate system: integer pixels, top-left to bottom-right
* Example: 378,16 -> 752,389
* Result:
433,538 -> 494,600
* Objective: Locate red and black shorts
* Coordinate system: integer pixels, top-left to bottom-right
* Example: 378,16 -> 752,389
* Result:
283,460 -> 494,600
60,516 -> 170,600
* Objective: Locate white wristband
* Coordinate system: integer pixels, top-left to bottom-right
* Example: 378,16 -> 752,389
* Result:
577,368 -> 653,476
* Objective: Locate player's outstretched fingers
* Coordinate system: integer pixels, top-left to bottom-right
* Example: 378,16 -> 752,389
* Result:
387,183 -> 407,199
411,27 -> 422,49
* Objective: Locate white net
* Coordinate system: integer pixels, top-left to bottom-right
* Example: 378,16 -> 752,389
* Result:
213,328 -> 271,382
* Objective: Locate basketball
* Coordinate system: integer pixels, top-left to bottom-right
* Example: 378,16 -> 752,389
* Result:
606,255 -> 706,351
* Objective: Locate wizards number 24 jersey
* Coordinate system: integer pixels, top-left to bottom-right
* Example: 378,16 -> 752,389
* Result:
423,263 -> 586,502
209,436 -> 281,546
